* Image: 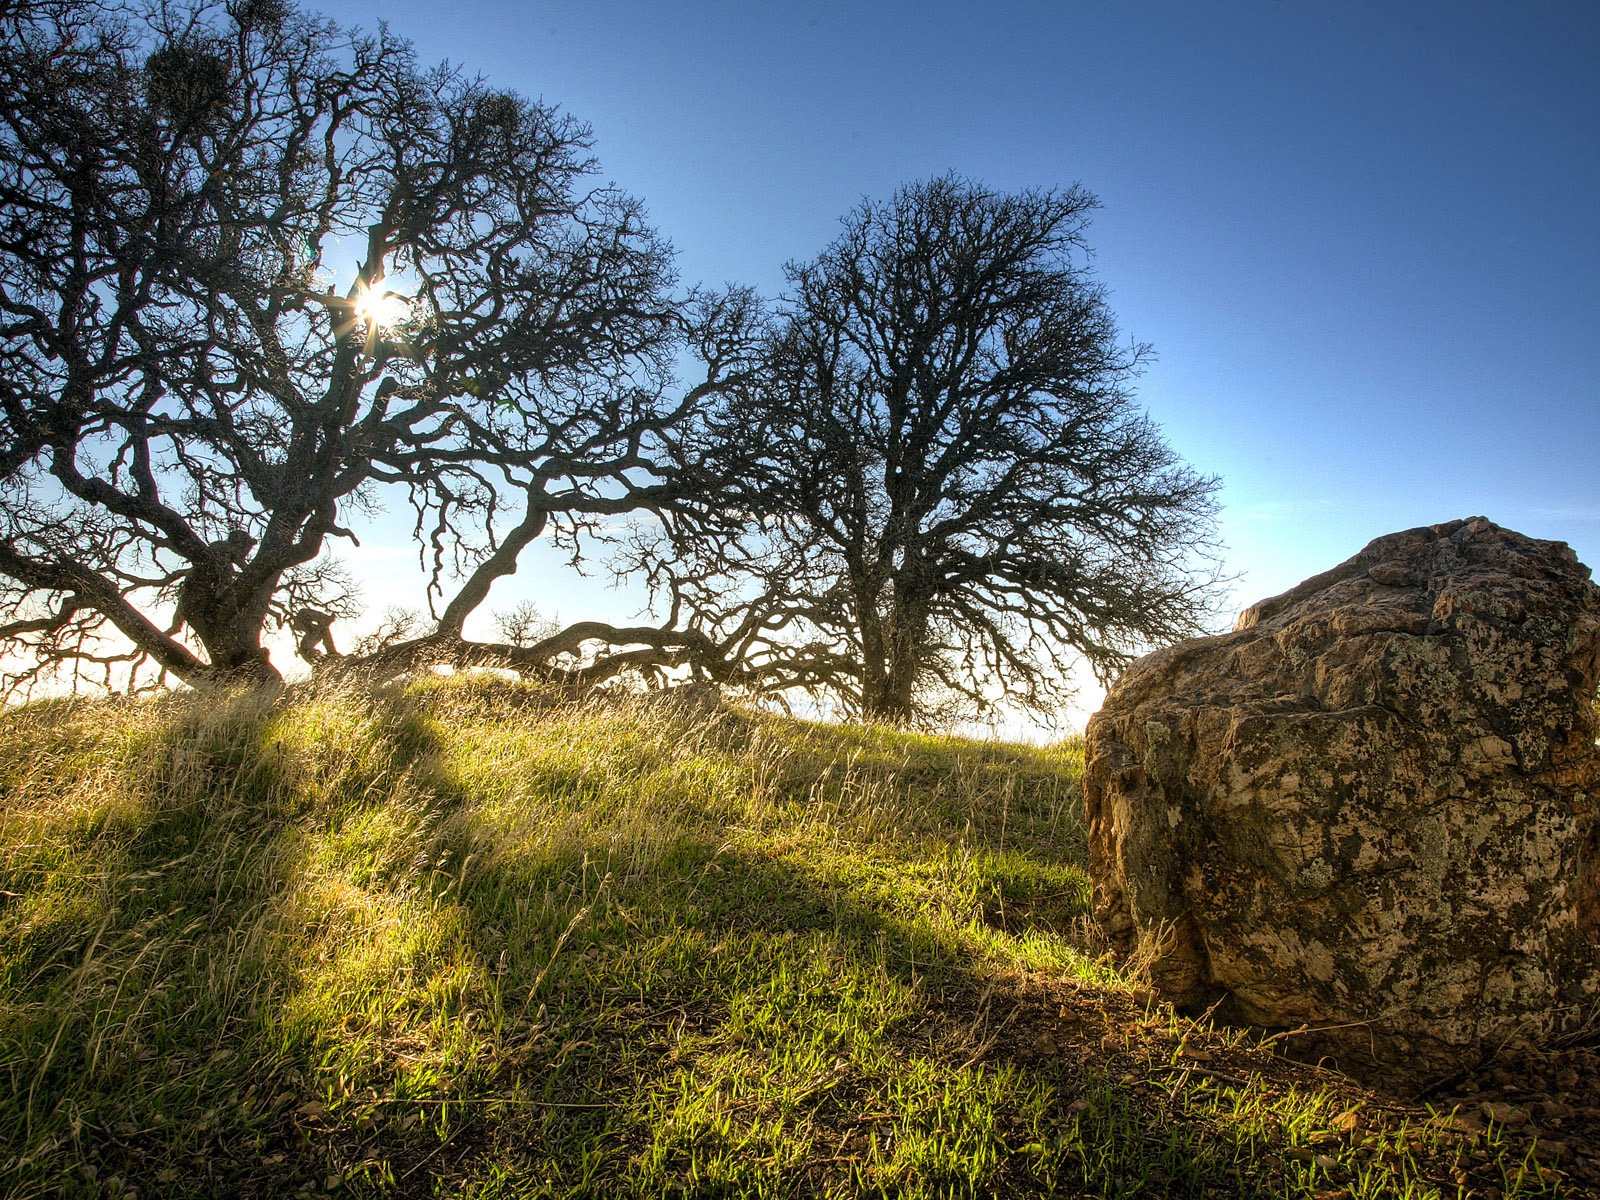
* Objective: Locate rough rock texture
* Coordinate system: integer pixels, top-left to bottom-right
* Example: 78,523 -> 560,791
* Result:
1084,518 -> 1600,1085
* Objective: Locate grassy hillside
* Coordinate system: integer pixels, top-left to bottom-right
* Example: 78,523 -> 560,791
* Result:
0,678 -> 1582,1198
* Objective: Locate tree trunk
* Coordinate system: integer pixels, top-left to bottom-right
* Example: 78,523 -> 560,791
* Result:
859,595 -> 927,724
177,554 -> 283,686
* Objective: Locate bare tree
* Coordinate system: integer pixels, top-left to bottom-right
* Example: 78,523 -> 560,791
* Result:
647,175 -> 1223,724
0,0 -> 747,693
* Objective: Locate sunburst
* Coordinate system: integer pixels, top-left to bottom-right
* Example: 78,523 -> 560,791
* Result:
353,282 -> 411,331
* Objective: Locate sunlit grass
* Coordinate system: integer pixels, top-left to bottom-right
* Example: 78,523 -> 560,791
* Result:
0,676 -> 1570,1197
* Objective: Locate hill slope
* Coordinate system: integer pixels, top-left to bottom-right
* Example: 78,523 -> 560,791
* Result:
0,678 -> 1582,1198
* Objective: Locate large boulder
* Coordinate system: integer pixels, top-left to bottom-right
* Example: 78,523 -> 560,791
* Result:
1084,517 -> 1600,1085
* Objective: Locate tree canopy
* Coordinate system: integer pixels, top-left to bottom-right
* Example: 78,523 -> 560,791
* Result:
0,0 -> 748,692
645,176 -> 1221,723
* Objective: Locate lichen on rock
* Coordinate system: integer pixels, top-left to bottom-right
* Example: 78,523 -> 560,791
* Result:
1083,517 -> 1600,1085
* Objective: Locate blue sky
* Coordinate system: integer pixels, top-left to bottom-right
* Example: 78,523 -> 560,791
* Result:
322,0 -> 1600,729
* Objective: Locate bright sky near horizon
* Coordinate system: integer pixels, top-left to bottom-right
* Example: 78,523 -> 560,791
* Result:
317,0 -> 1599,734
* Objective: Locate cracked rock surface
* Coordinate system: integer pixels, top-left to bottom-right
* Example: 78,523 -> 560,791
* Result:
1084,517 -> 1600,1085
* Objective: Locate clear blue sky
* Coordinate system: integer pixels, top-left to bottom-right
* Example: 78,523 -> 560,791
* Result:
322,0 -> 1600,730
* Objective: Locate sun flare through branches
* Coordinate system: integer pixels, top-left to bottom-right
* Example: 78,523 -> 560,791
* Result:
353,282 -> 412,332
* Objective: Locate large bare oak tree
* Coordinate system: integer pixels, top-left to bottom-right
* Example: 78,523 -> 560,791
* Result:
0,0 -> 744,692
645,176 -> 1223,724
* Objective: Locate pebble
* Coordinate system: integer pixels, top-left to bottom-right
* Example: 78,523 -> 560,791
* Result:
1479,1101 -> 1529,1129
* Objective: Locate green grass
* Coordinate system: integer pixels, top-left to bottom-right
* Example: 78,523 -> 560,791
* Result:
0,676 -> 1572,1197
